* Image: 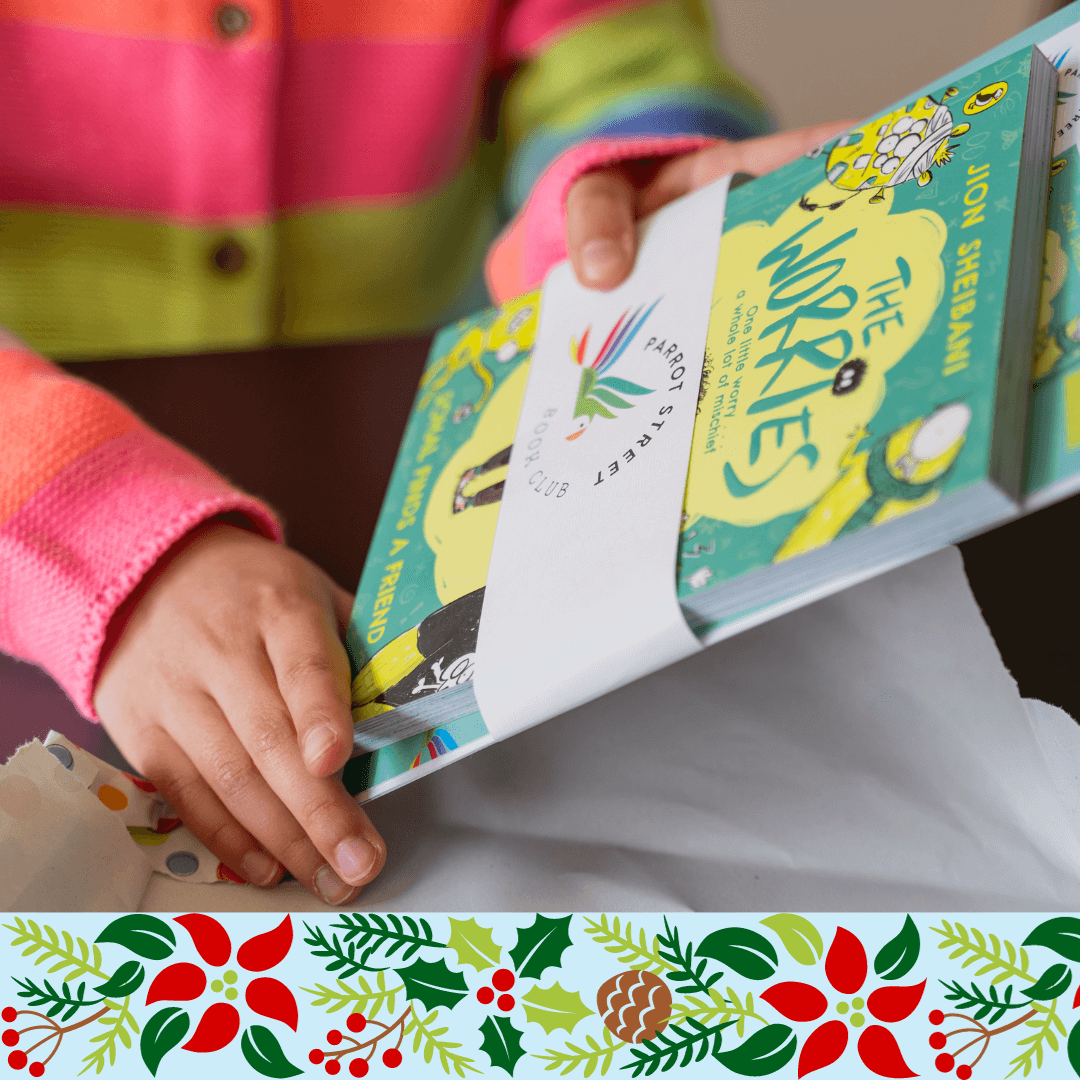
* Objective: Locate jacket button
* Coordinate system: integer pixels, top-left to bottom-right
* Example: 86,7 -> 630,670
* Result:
211,238 -> 247,275
214,3 -> 251,38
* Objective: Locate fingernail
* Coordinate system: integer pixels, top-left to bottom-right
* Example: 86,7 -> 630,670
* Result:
335,836 -> 377,884
303,724 -> 337,769
242,851 -> 279,886
581,238 -> 628,285
314,863 -> 355,905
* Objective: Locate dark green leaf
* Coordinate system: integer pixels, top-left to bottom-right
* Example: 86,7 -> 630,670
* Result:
874,915 -> 921,981
97,915 -> 176,961
479,1015 -> 526,1076
395,957 -> 470,1012
140,1007 -> 189,1077
1024,918 -> 1080,963
509,915 -> 574,981
716,1025 -> 797,1076
1068,1018 -> 1080,1078
696,929 -> 777,981
1023,963 -> 1072,1001
94,960 -> 145,999
241,1026 -> 304,1078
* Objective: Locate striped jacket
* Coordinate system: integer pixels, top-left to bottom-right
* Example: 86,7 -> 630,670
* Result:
0,0 -> 766,717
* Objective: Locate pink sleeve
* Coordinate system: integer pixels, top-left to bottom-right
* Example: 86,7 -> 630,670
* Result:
485,134 -> 718,303
0,339 -> 282,721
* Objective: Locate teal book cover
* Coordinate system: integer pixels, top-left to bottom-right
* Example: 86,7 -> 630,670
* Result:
344,47 -> 1045,800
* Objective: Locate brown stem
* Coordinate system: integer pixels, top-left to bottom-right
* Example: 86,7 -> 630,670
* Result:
23,1006 -> 111,1059
328,1007 -> 412,1062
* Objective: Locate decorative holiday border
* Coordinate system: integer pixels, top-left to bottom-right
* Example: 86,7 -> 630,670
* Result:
3,913 -> 1080,1079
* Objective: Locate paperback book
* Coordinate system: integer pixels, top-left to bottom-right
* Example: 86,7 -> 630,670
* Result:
341,41 -> 1062,802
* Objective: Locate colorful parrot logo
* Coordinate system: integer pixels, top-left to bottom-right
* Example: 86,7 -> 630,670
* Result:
566,299 -> 661,440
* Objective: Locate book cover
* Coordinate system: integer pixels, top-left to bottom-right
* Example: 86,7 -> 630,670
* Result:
1025,24 -> 1080,509
344,46 -> 1049,801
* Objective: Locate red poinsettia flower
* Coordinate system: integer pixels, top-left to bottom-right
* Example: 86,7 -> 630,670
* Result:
760,927 -> 924,1078
145,914 -> 297,1052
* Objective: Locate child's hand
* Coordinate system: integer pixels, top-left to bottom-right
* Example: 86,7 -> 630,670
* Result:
93,520 -> 384,906
565,120 -> 854,290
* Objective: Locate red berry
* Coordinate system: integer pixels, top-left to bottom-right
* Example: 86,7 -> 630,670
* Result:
0,1010 -> 15,1024
497,994 -> 515,1012
347,1013 -> 367,1033
956,1068 -> 972,1080
309,1049 -> 325,1065
929,1010 -> 945,1026
929,1033 -> 947,1050
492,969 -> 515,992
349,1061 -> 369,1078
328,1030 -> 342,1046
7,1051 -> 26,1071
936,1053 -> 955,1073
382,1049 -> 402,1069
28,1066 -> 43,1079
476,987 -> 494,1005
325,1061 -> 340,1076
2,1031 -> 18,1047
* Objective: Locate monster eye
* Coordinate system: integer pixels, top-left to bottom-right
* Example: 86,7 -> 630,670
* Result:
832,358 -> 867,395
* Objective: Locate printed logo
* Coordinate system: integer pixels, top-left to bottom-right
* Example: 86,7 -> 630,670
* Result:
566,299 -> 661,440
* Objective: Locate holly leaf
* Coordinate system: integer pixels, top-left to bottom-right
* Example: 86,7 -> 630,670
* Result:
874,915 -> 920,981
509,915 -> 573,980
97,915 -> 176,961
93,960 -> 145,999
1024,918 -> 1080,963
140,1006 -> 189,1077
479,1015 -> 526,1075
396,957 -> 470,1012
1023,963 -> 1072,1001
447,918 -> 502,973
240,1025 -> 304,1078
520,982 -> 593,1035
759,914 -> 823,967
716,1024 -> 797,1076
697,928 -> 777,981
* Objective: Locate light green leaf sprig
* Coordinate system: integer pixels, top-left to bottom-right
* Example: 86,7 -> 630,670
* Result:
5,919 -> 109,982
405,1008 -> 482,1077
300,971 -> 403,1019
582,917 -> 672,975
533,1027 -> 625,1077
79,996 -> 139,1075
1007,998 -> 1067,1078
932,920 -> 1035,985
670,987 -> 769,1039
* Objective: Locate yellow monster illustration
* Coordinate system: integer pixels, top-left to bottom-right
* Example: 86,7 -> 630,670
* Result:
415,291 -> 539,424
351,296 -> 540,724
773,403 -> 972,561
685,185 -> 948,531
800,82 -> 1007,211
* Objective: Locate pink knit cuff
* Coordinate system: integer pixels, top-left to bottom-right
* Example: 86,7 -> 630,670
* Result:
485,134 -> 717,303
0,427 -> 282,720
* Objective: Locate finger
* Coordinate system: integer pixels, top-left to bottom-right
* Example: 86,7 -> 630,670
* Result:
328,583 -> 355,638
135,724 -> 284,888
167,689 -> 364,905
640,120 -> 857,215
267,598 -> 354,777
565,166 -> 637,290
213,652 -> 387,892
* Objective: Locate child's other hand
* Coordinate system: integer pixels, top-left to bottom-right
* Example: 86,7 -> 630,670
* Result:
93,521 -> 384,906
565,120 -> 854,291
